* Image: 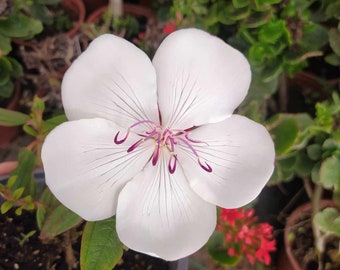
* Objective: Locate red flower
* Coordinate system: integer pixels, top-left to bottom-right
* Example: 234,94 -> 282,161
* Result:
217,207 -> 276,266
163,22 -> 177,35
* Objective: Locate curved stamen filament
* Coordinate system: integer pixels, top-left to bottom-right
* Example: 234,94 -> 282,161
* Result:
114,129 -> 130,144
198,158 -> 213,172
177,136 -> 212,172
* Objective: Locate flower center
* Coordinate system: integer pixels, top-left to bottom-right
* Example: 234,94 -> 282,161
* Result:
113,120 -> 212,174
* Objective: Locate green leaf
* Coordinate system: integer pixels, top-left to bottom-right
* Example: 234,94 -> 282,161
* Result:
206,231 -> 241,265
7,175 -> 17,189
0,13 -> 43,39
319,156 -> 340,190
314,207 -> 340,235
329,28 -> 340,56
43,114 -> 67,132
0,34 -> 11,55
0,80 -> 13,98
40,204 -> 82,239
7,57 -> 23,78
0,57 -> 11,86
12,187 -> 25,200
325,53 -> 340,66
36,188 -> 59,230
0,108 -> 29,127
32,96 -> 45,112
258,19 -> 288,44
232,0 -> 249,8
81,217 -> 123,270
307,144 -> 322,161
295,151 -> 314,177
1,200 -> 13,214
15,207 -> 23,216
23,125 -> 38,137
10,149 -> 37,197
268,114 -> 299,156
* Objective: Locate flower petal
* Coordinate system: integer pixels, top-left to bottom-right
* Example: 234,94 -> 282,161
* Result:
41,118 -> 154,221
62,34 -> 159,128
152,28 -> 251,129
116,151 -> 216,261
176,115 -> 275,208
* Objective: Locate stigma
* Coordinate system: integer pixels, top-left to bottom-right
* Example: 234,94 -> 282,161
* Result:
114,120 -> 212,174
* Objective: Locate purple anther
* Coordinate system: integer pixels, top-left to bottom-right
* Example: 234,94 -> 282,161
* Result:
127,139 -> 143,153
114,130 -> 129,144
198,159 -> 213,173
152,145 -> 160,166
168,155 -> 177,174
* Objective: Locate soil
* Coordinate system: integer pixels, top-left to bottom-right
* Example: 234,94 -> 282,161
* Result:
0,210 -> 171,270
289,209 -> 340,270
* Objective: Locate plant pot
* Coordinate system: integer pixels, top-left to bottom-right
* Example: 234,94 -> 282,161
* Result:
0,82 -> 21,149
62,0 -> 86,38
82,0 -> 108,14
283,200 -> 337,270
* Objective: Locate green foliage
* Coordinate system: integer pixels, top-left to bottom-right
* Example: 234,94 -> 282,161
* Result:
0,13 -> 43,39
81,217 -> 123,270
314,207 -> 340,236
0,57 -> 22,98
83,9 -> 139,40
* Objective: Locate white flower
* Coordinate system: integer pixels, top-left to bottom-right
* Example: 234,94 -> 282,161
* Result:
41,28 -> 275,261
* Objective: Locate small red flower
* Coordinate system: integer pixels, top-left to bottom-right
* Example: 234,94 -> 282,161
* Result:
163,22 -> 177,35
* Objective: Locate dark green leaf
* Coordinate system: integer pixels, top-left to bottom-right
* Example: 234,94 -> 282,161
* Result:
329,28 -> 340,56
0,80 -> 14,98
268,115 -> 299,156
0,14 -> 43,39
81,217 -> 123,270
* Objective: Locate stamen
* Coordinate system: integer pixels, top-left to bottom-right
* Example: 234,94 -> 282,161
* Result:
127,139 -> 143,153
114,130 -> 130,144
198,159 -> 213,172
152,143 -> 161,166
168,154 -> 177,174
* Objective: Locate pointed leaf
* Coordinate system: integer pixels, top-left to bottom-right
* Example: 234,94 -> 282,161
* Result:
10,149 -> 36,197
1,200 -> 13,214
0,108 -> 29,127
81,217 -> 123,270
40,204 -> 82,239
36,188 -> 60,229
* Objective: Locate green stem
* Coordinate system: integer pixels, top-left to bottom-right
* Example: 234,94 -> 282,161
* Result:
311,184 -> 324,270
